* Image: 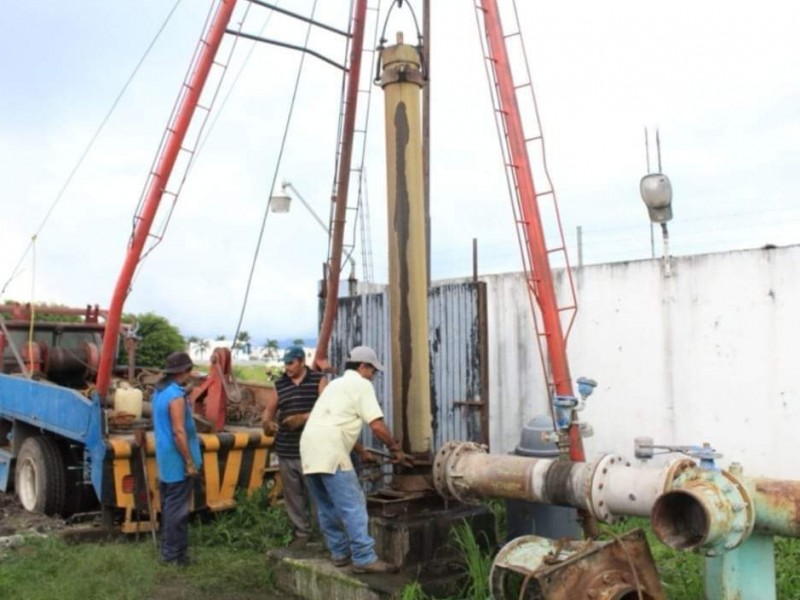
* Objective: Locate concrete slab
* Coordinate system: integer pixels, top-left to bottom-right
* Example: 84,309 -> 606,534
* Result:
267,504 -> 496,599
267,545 -> 408,600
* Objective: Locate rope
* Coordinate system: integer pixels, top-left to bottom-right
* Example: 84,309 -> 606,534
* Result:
0,0 -> 184,300
230,0 -> 319,344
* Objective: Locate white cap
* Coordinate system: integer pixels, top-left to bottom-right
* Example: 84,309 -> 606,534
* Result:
347,346 -> 385,371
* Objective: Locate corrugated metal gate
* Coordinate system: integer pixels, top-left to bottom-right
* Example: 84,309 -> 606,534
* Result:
328,281 -> 489,450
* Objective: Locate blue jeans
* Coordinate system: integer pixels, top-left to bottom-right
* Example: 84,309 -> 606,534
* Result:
305,469 -> 377,566
160,478 -> 192,563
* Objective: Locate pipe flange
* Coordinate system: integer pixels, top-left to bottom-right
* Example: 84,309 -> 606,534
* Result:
433,441 -> 461,498
661,458 -> 697,490
587,454 -> 627,524
433,441 -> 487,503
657,467 -> 755,555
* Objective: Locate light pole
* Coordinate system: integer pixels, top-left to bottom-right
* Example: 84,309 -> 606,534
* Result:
269,181 -> 357,289
269,181 -> 330,236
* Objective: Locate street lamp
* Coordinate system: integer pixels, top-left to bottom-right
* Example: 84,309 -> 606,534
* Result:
268,181 -> 358,289
269,181 -> 329,235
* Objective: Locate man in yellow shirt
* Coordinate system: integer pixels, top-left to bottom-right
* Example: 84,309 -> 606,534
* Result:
300,346 -> 407,574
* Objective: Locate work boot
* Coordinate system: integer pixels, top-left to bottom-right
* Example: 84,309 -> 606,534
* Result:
352,559 -> 398,574
331,555 -> 352,568
288,535 -> 310,550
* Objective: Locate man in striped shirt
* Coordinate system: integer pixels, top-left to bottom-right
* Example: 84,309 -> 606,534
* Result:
262,345 -> 326,548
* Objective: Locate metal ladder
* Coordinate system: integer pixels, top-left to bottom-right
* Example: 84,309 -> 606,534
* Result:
130,0 -> 246,266
327,0 -> 382,284
473,0 -> 579,392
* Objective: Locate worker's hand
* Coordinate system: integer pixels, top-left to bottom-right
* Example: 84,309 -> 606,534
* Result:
357,448 -> 378,464
281,413 -> 308,431
262,419 -> 279,436
391,448 -> 413,467
185,461 -> 200,478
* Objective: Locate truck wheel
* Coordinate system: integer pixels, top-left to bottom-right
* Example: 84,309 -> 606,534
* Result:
15,436 -> 67,515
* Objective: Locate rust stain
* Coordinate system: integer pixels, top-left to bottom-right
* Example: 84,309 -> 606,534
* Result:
492,529 -> 666,599
752,477 -> 800,535
394,101 -> 412,451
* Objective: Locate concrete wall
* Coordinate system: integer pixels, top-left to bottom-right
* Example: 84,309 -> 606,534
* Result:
476,245 -> 800,480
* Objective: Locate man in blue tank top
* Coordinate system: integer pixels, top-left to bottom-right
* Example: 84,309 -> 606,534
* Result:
153,351 -> 202,567
261,345 -> 326,548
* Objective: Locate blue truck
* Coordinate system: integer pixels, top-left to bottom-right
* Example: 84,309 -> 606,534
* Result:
0,303 -> 271,532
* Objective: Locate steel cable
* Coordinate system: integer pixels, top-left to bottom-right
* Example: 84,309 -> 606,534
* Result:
230,0 -> 319,345
0,0 -> 185,299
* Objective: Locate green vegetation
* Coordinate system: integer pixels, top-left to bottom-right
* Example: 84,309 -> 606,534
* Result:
129,312 -> 185,368
192,488 -> 292,552
0,488 -> 291,600
6,490 -> 800,599
450,523 -> 493,600
233,363 -> 282,384
0,536 -> 279,600
400,514 -> 800,599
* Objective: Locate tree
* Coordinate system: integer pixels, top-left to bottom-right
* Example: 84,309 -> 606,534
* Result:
264,338 -> 279,361
197,339 -> 210,360
215,334 -> 226,341
131,312 -> 185,368
187,335 -> 200,344
292,338 -> 305,347
237,331 -> 251,355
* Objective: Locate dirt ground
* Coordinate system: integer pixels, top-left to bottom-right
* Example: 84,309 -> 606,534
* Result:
0,493 -> 66,538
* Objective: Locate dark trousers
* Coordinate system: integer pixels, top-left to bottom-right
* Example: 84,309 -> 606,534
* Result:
160,478 -> 192,563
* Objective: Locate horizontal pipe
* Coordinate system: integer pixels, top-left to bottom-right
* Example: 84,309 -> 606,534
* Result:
434,442 -> 592,509
750,477 -> 800,538
435,443 -> 800,544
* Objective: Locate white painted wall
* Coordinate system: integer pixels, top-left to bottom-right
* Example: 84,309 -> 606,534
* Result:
475,245 -> 800,480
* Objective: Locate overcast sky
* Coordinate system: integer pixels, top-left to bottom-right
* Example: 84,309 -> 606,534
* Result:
1,0 -> 798,342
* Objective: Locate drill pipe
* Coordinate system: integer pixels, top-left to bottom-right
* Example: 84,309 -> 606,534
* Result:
379,34 -> 432,455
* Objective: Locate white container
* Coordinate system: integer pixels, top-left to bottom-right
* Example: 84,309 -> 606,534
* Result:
114,386 -> 143,419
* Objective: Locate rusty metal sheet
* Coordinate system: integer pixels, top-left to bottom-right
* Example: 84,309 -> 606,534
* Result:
491,529 -> 666,600
327,281 -> 489,452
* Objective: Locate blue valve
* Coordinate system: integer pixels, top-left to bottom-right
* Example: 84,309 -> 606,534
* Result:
577,376 -> 597,400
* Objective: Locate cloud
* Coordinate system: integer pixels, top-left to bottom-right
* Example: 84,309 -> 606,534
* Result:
1,0 -> 798,341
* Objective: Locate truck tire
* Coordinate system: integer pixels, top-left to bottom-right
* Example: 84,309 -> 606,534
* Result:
15,436 -> 67,516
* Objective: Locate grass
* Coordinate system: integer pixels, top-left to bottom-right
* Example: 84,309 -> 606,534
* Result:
0,488 -> 292,600
450,522 -> 493,600
192,487 -> 292,553
0,535 -> 281,600
400,510 -> 800,600
232,364 -> 282,384
6,490 -> 800,599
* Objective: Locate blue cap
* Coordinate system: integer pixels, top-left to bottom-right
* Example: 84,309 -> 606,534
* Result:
282,345 -> 306,363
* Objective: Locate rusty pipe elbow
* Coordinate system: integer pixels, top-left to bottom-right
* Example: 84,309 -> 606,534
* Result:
651,469 -> 754,556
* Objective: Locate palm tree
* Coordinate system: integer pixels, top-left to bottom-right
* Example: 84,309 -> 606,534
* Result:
237,331 -> 252,355
265,338 -> 280,361
198,339 -> 210,360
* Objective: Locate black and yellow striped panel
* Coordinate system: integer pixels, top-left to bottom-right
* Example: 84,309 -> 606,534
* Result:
104,431 -> 271,515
